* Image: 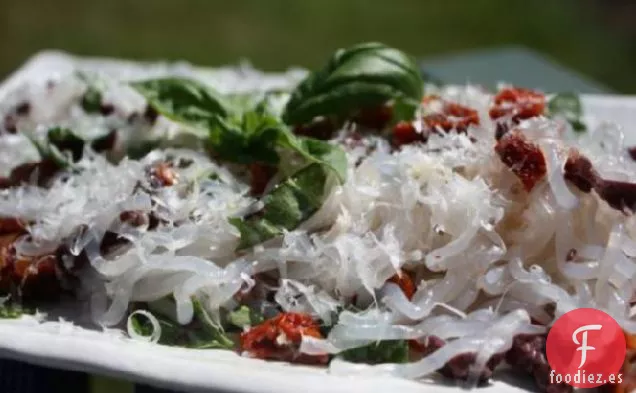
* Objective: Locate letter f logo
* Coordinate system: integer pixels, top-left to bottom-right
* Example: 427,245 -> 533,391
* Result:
572,324 -> 602,369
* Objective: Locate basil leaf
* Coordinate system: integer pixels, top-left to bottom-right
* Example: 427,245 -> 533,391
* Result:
211,107 -> 347,182
548,93 -> 586,132
283,42 -> 423,126
230,163 -> 331,249
190,298 -> 234,349
340,340 -> 409,364
227,305 -> 264,329
131,78 -> 228,131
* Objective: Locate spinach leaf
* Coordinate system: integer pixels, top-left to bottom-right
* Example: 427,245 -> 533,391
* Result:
283,42 -> 423,126
340,340 -> 409,364
230,163 -> 332,249
548,93 -> 586,132
227,305 -> 264,329
131,78 -> 229,132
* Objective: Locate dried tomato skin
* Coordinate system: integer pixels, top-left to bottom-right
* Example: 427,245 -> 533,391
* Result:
489,87 -> 546,123
392,121 -> 426,147
494,131 -> 547,192
387,271 -> 416,300
422,100 -> 480,134
149,162 -> 177,187
240,312 -> 328,365
0,217 -> 27,235
564,152 -> 597,193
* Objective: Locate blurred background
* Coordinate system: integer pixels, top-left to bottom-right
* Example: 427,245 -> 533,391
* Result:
1,0 -> 636,92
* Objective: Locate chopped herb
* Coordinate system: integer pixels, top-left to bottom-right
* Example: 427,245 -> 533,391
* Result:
340,340 -> 409,364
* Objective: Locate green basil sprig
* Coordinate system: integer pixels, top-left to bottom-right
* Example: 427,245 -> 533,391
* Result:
131,78 -> 347,180
230,163 -> 332,250
547,93 -> 586,132
282,42 -> 423,126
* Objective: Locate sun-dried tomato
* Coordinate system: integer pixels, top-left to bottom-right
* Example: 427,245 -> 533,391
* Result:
494,131 -> 547,192
0,232 -> 63,303
240,312 -> 328,364
392,121 -> 427,147
565,150 -> 636,214
564,151 -> 598,193
119,210 -> 149,227
353,105 -> 394,130
597,179 -> 636,213
423,102 -> 480,134
489,87 -> 545,123
0,217 -> 27,235
387,270 -> 416,300
149,162 -> 177,187
249,163 -> 276,196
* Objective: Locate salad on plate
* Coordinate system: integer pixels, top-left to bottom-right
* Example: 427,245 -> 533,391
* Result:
0,43 -> 635,393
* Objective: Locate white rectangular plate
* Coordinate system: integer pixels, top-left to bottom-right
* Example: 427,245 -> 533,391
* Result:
0,51 -> 634,393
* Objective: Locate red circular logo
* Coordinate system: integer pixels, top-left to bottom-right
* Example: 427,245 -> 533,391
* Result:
546,308 -> 626,388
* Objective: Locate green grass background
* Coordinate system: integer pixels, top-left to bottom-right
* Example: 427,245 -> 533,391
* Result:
2,0 -> 636,92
